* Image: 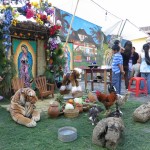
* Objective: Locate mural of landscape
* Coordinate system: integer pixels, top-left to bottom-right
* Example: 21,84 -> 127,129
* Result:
55,8 -> 108,69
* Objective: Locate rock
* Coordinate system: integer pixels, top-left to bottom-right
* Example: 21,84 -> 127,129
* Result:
133,102 -> 150,122
92,117 -> 124,149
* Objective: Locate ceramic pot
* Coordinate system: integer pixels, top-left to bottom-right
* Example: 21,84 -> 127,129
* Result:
75,103 -> 83,113
48,103 -> 60,118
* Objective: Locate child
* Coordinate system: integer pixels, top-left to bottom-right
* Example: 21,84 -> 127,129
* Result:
131,61 -> 140,77
111,41 -> 125,94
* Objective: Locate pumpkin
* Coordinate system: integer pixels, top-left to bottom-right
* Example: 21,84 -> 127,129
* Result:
67,99 -> 74,104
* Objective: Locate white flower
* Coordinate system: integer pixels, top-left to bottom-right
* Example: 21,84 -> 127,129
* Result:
56,36 -> 61,44
56,20 -> 62,26
0,13 -> 5,24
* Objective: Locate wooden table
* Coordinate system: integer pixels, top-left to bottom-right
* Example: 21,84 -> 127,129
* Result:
84,67 -> 112,93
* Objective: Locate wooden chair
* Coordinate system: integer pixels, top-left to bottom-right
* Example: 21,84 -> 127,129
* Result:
12,77 -> 25,93
34,76 -> 54,100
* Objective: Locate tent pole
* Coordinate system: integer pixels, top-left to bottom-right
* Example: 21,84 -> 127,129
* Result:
64,0 -> 80,47
119,19 -> 127,37
117,20 -> 124,37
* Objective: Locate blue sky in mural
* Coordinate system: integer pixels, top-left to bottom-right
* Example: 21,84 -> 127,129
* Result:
70,16 -> 102,35
61,10 -> 102,41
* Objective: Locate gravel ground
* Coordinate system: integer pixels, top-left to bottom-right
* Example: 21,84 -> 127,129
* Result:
79,80 -> 150,103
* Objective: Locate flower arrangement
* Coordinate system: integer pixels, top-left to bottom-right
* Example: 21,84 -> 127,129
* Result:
17,1 -> 54,25
0,1 -> 66,84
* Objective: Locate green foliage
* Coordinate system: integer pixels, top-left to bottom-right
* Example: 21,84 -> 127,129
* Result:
0,40 -> 16,95
44,44 -> 66,84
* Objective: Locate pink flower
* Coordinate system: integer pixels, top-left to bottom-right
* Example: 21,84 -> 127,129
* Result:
26,9 -> 34,19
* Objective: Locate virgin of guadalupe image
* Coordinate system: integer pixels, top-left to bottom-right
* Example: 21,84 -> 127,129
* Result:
18,44 -> 33,87
64,46 -> 71,75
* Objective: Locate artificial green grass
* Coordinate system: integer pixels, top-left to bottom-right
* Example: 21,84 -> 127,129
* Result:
0,100 -> 150,150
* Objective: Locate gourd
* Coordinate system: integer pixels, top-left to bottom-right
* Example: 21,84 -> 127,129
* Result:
88,91 -> 97,103
74,97 -> 83,104
65,103 -> 74,110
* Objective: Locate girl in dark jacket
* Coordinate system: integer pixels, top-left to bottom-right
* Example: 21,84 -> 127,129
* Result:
121,41 -> 132,89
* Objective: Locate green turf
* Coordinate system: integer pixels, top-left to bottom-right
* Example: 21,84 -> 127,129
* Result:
0,99 -> 150,150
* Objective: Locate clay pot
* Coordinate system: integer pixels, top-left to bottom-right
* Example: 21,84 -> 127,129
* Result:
75,103 -> 83,113
48,103 -> 60,118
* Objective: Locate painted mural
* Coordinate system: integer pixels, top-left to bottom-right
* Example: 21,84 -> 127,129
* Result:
55,8 -> 107,69
12,38 -> 37,87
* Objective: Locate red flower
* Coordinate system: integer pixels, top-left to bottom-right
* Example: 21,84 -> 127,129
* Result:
40,14 -> 47,22
49,25 -> 61,36
27,2 -> 31,8
44,43 -> 48,49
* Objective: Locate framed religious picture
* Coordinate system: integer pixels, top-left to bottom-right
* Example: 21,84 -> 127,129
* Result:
12,38 -> 37,87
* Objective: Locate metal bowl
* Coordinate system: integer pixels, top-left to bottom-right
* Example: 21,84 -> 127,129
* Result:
58,126 -> 77,142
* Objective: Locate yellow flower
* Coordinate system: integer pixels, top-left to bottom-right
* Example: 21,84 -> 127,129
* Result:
0,5 -> 6,10
31,2 -> 39,8
36,17 -> 43,25
12,19 -> 18,26
47,15 -> 51,21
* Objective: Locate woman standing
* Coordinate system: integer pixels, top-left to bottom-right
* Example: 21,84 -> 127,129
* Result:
139,43 -> 150,94
121,41 -> 132,90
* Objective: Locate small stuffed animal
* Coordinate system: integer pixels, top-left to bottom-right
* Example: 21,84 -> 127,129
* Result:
89,106 -> 103,125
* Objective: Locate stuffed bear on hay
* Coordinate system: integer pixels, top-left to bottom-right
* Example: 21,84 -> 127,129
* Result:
60,68 -> 83,97
9,88 -> 40,127
133,102 -> 150,122
92,117 -> 124,150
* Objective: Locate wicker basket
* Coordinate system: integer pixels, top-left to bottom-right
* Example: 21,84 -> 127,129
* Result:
72,91 -> 83,98
60,90 -> 70,95
63,109 -> 79,118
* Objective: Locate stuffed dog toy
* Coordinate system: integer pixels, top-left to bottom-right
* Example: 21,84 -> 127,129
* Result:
60,68 -> 82,96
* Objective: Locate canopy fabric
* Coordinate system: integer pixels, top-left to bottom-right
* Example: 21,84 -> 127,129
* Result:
49,0 -> 149,40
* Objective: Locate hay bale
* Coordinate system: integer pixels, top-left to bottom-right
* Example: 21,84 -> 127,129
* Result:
133,102 -> 150,123
92,117 -> 124,150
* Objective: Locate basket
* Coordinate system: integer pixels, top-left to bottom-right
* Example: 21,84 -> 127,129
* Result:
60,90 -> 70,95
63,109 -> 79,118
72,91 -> 83,98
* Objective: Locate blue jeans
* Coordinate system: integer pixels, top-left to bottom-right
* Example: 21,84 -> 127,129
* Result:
112,72 -> 121,94
141,73 -> 150,94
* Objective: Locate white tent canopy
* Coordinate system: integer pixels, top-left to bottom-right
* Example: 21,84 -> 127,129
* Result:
49,0 -> 149,40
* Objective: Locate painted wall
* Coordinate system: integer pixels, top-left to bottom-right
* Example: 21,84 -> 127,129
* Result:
37,40 -> 46,76
131,37 -> 147,54
55,8 -> 106,69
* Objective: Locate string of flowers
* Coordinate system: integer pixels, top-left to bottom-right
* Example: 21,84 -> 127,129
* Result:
1,6 -> 13,57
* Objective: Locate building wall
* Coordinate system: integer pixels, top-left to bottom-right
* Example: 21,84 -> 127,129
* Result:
37,40 -> 46,76
131,37 -> 147,54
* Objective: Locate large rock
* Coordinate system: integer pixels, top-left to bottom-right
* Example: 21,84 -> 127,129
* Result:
92,117 -> 124,150
133,102 -> 150,123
